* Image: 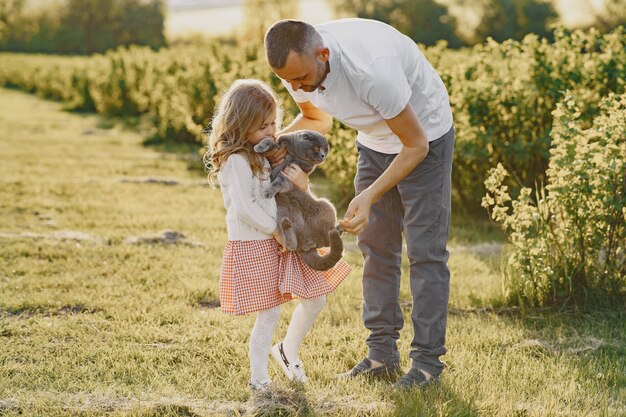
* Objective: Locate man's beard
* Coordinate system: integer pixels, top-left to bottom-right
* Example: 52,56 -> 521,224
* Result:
301,61 -> 330,92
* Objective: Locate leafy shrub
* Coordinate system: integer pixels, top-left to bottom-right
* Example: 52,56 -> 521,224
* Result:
448,27 -> 625,213
320,120 -> 359,206
482,93 -> 625,308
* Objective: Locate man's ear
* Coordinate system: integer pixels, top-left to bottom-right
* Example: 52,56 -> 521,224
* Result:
317,47 -> 330,63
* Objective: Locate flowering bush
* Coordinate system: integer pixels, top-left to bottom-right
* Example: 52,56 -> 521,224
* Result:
483,93 -> 625,308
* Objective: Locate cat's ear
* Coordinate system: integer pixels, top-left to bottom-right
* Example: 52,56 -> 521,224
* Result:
300,130 -> 319,142
276,134 -> 290,146
253,138 -> 276,153
278,131 -> 298,142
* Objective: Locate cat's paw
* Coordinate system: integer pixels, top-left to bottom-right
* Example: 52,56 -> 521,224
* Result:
253,138 -> 275,153
281,218 -> 298,251
280,217 -> 292,229
299,238 -> 315,251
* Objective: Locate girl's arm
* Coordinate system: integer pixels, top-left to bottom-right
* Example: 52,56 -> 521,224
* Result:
222,155 -> 277,234
271,228 -> 287,252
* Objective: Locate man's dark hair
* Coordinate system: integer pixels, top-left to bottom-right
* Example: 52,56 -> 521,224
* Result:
264,20 -> 323,69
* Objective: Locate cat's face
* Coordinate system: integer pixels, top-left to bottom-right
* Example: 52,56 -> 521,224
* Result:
295,131 -> 329,165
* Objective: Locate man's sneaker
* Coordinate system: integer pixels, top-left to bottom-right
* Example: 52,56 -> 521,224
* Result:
270,342 -> 308,382
248,379 -> 272,391
336,358 -> 402,380
393,367 -> 440,389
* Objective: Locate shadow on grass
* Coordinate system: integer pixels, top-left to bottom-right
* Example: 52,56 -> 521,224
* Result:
59,105 -> 205,169
0,303 -> 100,319
516,309 -> 626,362
391,381 -> 480,417
143,134 -> 203,156
143,134 -> 205,173
487,309 -> 624,414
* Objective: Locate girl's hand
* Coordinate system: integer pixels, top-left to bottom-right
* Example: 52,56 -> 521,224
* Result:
281,164 -> 309,191
264,142 -> 287,168
272,228 -> 287,252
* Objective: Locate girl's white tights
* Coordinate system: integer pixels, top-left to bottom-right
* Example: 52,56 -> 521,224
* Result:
249,306 -> 280,384
249,296 -> 326,384
283,296 -> 326,362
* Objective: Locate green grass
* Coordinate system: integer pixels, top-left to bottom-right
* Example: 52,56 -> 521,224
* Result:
0,88 -> 624,416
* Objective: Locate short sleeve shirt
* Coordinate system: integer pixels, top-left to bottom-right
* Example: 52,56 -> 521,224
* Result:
282,18 -> 453,154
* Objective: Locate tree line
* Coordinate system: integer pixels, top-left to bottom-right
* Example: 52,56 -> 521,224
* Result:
2,0 -> 625,55
0,0 -> 165,54
329,0 -> 626,47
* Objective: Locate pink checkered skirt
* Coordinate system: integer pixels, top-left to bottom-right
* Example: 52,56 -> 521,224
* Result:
219,239 -> 351,315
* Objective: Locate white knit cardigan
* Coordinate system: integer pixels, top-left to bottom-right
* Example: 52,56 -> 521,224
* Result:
217,153 -> 277,240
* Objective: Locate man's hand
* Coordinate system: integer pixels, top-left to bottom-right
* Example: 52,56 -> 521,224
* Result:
339,105 -> 428,237
264,142 -> 287,167
281,164 -> 309,191
338,190 -> 375,235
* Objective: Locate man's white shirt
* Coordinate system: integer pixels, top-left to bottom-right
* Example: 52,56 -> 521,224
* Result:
282,18 -> 453,154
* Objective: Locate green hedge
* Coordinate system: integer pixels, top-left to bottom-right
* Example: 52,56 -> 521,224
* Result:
1,27 -> 624,210
483,93 -> 625,308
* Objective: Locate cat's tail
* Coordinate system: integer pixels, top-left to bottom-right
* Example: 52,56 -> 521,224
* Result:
300,228 -> 343,271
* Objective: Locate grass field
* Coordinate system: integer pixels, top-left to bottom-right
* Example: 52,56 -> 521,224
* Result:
0,88 -> 624,416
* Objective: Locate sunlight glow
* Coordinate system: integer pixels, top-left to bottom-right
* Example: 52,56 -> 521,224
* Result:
166,0 -> 334,39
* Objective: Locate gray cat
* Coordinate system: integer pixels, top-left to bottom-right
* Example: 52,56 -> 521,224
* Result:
254,130 -> 344,271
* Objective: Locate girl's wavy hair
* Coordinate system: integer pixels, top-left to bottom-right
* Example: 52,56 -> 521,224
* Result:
203,79 -> 282,185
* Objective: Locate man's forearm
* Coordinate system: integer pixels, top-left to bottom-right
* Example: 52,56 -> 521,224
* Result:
364,104 -> 430,203
279,114 -> 331,135
339,105 -> 429,235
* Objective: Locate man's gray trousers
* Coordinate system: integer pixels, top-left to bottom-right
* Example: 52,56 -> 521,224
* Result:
354,126 -> 455,376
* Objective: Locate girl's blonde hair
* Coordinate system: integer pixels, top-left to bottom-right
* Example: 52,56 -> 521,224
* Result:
204,79 -> 281,184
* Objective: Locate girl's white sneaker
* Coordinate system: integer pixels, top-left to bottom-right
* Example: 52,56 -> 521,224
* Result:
270,342 -> 308,383
248,379 -> 272,391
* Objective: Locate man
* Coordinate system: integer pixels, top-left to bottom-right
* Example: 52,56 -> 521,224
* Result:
264,18 -> 454,388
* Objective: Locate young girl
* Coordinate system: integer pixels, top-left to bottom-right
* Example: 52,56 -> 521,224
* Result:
205,79 -> 351,391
